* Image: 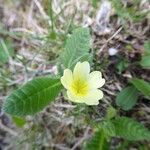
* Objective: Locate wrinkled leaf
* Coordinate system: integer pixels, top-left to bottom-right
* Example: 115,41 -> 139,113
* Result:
83,130 -> 109,150
60,27 -> 91,69
3,77 -> 62,116
112,117 -> 150,141
98,120 -> 116,137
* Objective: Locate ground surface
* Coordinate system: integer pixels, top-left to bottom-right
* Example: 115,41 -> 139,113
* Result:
0,0 -> 150,150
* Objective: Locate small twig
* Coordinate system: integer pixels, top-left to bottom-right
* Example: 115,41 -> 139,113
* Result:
102,88 -> 116,96
11,28 -> 34,34
52,144 -> 70,150
0,120 -> 18,136
53,103 -> 76,109
98,26 -> 123,54
71,127 -> 90,150
33,0 -> 51,26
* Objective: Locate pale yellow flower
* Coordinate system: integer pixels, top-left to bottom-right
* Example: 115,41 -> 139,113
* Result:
61,61 -> 105,105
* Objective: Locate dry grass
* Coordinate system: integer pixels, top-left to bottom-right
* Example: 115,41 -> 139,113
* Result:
0,0 -> 150,149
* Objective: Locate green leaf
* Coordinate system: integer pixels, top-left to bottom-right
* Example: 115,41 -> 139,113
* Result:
116,86 -> 139,110
2,77 -> 62,116
0,39 -> 14,64
92,0 -> 98,8
12,116 -> 26,127
60,27 -> 91,69
144,40 -> 150,54
116,58 -> 129,74
140,55 -> 150,69
98,121 -> 116,137
111,0 -> 147,23
106,106 -> 117,119
112,117 -> 150,141
130,78 -> 150,97
140,40 -> 150,68
83,130 -> 109,150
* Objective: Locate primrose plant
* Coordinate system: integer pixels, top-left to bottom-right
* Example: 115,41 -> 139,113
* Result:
2,27 -> 99,116
2,28 -> 150,149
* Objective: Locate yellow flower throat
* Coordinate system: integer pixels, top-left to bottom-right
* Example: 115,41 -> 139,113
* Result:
70,78 -> 89,96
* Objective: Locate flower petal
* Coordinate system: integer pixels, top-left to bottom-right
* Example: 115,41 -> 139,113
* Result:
73,61 -> 90,80
61,69 -> 73,89
84,89 -> 104,105
67,91 -> 83,103
89,71 -> 105,89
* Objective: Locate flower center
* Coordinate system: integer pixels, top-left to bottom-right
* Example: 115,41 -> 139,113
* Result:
70,79 -> 89,96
